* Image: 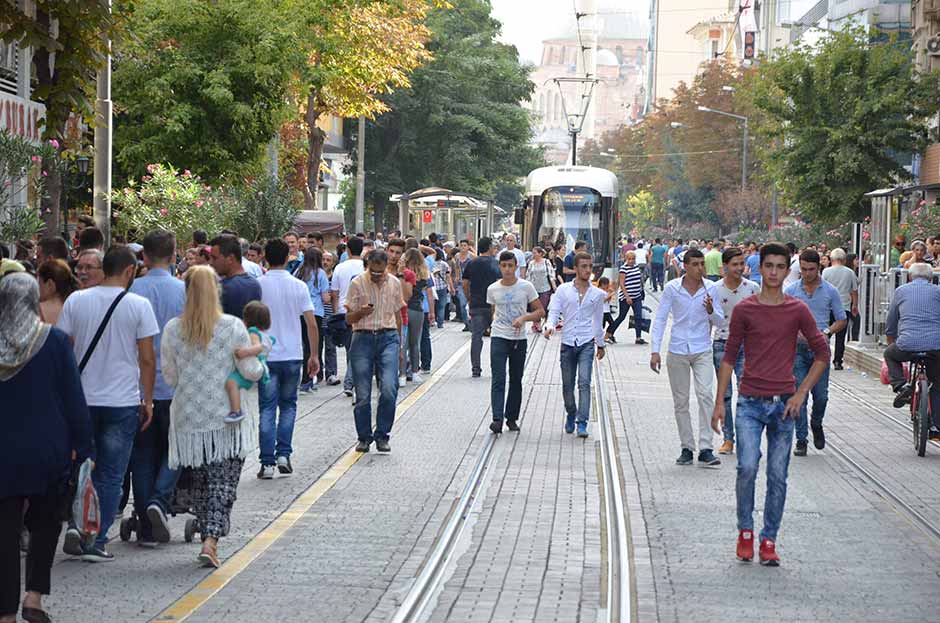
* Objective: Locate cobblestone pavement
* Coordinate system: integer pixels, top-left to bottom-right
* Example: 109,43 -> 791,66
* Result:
608,293 -> 940,622
34,295 -> 940,623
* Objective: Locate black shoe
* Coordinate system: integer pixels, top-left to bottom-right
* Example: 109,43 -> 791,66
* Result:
506,419 -> 520,432
375,439 -> 390,453
146,504 -> 171,543
22,606 -> 53,623
490,420 -> 503,434
462,326 -> 471,332
344,389 -> 353,397
794,440 -> 808,456
635,338 -> 647,345
698,449 -> 720,467
833,361 -> 844,370
893,384 -> 913,408
811,424 -> 826,450
608,335 -> 617,344
676,448 -> 694,465
355,440 -> 370,453
472,371 -> 481,378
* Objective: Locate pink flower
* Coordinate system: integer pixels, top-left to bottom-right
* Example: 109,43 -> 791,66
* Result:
30,155 -> 41,163
195,200 -> 204,207
183,170 -> 192,177
49,139 -> 59,149
41,170 -> 48,177
142,175 -> 152,182
147,164 -> 157,174
159,208 -> 168,216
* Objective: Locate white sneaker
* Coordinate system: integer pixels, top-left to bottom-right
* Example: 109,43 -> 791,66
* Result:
398,376 -> 406,387
257,465 -> 275,480
327,375 -> 341,386
412,372 -> 425,383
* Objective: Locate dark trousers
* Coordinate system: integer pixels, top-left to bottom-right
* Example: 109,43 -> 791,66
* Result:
490,337 -> 528,422
650,263 -> 665,291
130,399 -> 179,539
469,308 -> 493,375
300,315 -> 324,384
420,312 -> 432,371
884,344 -> 940,418
832,309 -> 850,364
608,297 -> 644,339
0,492 -> 62,616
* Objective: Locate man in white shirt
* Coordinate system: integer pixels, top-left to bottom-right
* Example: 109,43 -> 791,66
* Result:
650,248 -> 724,467
57,245 -> 159,562
257,239 -> 320,480
782,242 -> 801,288
822,248 -> 859,370
544,251 -> 607,438
503,233 -> 527,279
239,238 -> 264,277
711,247 -> 760,455
635,241 -> 649,286
331,236 -> 366,395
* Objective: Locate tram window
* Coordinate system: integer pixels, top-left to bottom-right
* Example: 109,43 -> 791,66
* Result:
537,186 -> 603,265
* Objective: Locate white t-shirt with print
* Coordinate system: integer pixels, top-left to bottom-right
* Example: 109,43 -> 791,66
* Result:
57,286 -> 159,407
259,270 -> 315,362
486,278 -> 539,340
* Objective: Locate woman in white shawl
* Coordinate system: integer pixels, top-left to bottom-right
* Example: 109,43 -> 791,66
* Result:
161,266 -> 262,567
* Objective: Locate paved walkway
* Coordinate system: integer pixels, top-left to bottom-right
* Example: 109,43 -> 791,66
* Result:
33,301 -> 940,623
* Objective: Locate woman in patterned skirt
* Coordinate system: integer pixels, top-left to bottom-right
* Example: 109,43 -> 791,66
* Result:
161,266 -> 263,567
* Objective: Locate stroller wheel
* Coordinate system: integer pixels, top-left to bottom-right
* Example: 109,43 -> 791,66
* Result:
119,517 -> 135,542
184,518 -> 196,543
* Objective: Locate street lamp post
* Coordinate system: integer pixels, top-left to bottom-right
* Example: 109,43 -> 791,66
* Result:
696,105 -> 748,190
62,156 -> 90,241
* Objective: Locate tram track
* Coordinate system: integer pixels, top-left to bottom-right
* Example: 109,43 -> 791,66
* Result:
390,333 -> 635,623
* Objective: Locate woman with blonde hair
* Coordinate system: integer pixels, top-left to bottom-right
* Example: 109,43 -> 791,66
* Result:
160,265 -> 263,567
402,248 -> 434,382
36,259 -> 79,324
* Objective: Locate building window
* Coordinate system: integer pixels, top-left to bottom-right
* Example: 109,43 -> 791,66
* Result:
0,41 -> 18,96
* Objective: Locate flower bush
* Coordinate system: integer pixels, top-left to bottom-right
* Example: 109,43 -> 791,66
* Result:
112,164 -> 227,244
900,200 -> 940,242
0,131 -> 56,242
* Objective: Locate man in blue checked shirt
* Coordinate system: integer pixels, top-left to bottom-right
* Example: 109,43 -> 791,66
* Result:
784,249 -> 845,457
884,262 -> 940,436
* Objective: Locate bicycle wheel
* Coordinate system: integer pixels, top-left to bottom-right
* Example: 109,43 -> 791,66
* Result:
914,379 -> 930,457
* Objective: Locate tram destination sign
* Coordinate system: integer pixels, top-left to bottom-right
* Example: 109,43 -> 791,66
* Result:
435,199 -> 461,207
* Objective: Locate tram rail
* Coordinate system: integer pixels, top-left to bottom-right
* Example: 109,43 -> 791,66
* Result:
390,334 -> 635,622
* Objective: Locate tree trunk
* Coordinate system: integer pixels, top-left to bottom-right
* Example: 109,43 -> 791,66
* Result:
41,164 -> 62,237
305,93 -> 326,210
373,193 -> 386,233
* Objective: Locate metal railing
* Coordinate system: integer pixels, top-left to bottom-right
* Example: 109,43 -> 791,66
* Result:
858,265 -> 940,345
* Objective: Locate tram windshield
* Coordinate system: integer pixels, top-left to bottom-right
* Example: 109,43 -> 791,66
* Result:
537,186 -> 603,264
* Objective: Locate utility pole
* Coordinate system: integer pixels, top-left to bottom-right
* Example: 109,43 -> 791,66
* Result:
742,117 -> 748,191
571,131 -> 578,166
355,116 -> 365,232
93,0 -> 113,246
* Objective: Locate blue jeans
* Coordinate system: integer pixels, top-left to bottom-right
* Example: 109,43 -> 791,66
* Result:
322,322 -> 338,378
735,395 -> 795,542
712,340 -> 745,442
490,337 -> 527,422
560,342 -> 595,423
258,360 -> 302,466
421,312 -> 432,370
89,405 -> 140,548
650,263 -> 665,291
130,400 -> 180,538
470,308 -> 492,375
792,343 -> 830,442
454,288 -> 470,328
349,330 -> 400,442
435,289 -> 449,328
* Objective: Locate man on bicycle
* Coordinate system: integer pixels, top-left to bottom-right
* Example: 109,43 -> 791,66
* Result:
884,262 -> 940,438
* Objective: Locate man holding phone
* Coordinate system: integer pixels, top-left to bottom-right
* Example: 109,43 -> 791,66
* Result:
345,249 -> 404,453
649,248 -> 724,467
711,242 -> 829,566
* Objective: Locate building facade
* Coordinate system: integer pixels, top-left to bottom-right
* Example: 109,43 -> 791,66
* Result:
911,0 -> 940,186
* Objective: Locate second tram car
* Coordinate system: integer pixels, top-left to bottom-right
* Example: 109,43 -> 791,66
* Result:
520,166 -> 620,278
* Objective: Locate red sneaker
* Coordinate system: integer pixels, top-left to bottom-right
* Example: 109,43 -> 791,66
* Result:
736,530 -> 754,562
759,538 -> 780,566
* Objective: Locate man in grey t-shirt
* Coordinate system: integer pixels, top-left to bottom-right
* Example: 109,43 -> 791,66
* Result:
822,248 -> 858,370
486,251 -> 543,433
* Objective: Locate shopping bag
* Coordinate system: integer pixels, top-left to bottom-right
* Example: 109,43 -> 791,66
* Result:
880,359 -> 909,385
71,458 -> 100,547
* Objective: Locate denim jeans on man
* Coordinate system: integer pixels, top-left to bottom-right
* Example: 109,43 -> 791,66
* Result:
490,337 -> 527,422
349,330 -> 399,442
89,405 -> 140,549
469,308 -> 492,375
454,288 -> 470,328
712,340 -> 745,442
735,395 -> 795,542
560,342 -> 595,424
650,263 -> 665,291
322,323 -> 338,378
259,360 -> 302,466
435,289 -> 450,328
792,343 -> 830,442
129,400 -> 180,539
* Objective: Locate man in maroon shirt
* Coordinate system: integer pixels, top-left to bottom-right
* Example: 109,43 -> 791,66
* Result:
711,242 -> 829,567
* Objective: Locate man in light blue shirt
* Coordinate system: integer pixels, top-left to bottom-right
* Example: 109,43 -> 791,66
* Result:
128,230 -> 186,544
784,249 -> 845,456
884,262 -> 940,422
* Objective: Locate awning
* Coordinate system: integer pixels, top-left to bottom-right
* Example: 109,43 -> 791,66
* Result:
293,210 -> 346,235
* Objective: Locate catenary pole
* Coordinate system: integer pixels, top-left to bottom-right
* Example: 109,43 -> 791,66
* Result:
93,0 -> 113,246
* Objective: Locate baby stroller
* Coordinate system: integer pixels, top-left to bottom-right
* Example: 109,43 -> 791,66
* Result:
119,468 -> 199,543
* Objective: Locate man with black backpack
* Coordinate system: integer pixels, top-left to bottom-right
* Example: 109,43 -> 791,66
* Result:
57,245 -> 159,562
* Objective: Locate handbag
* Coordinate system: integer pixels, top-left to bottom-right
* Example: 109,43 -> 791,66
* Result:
628,305 -> 653,333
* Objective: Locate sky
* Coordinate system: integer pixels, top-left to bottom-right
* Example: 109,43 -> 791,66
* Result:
491,0 -> 651,65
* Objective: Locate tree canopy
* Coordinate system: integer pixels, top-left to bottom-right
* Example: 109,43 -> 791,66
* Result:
357,0 -> 544,229
741,28 -> 940,222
